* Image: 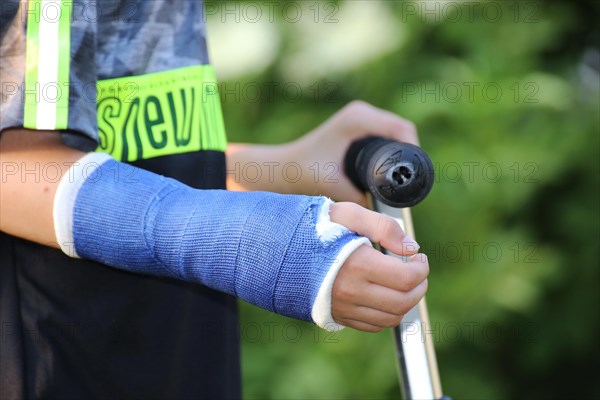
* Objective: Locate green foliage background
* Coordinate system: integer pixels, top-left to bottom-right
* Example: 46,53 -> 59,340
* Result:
207,1 -> 599,398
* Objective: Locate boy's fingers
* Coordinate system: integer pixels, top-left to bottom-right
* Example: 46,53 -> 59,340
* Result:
354,279 -> 429,316
340,101 -> 419,146
330,202 -> 419,256
333,277 -> 427,330
334,303 -> 404,328
334,318 -> 384,333
369,254 -> 429,292
344,246 -> 429,292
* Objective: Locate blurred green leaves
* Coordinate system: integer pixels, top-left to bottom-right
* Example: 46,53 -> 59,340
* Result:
207,1 -> 599,398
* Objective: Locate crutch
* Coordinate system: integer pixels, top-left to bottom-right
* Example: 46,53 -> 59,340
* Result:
344,137 -> 449,400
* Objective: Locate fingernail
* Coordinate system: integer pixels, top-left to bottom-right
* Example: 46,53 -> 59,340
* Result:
402,236 -> 420,253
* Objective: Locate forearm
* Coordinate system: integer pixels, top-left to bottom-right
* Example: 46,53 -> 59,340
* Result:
226,142 -> 297,194
0,129 -> 84,247
226,136 -> 365,204
226,139 -> 335,196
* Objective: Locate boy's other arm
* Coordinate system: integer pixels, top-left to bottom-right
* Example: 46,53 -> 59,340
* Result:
226,101 -> 419,204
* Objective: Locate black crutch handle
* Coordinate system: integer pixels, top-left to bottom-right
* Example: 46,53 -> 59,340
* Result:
344,136 -> 435,208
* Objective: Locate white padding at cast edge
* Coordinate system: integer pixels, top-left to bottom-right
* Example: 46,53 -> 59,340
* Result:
312,198 -> 372,331
53,152 -> 113,258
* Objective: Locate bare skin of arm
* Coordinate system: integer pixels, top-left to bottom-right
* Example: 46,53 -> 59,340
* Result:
0,128 -> 83,247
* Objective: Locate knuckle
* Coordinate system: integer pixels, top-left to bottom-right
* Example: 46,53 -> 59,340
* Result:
346,100 -> 369,113
344,248 -> 368,273
376,215 -> 396,242
404,120 -> 417,133
332,279 -> 354,301
341,101 -> 374,124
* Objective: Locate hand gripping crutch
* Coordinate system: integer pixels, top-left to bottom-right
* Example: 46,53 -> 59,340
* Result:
344,137 -> 449,400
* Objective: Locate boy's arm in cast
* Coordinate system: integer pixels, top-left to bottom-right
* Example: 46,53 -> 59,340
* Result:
0,125 -> 428,333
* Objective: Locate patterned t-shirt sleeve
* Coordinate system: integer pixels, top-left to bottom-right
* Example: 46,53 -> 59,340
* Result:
0,0 -> 99,151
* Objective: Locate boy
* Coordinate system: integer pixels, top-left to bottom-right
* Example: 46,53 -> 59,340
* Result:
0,1 -> 428,397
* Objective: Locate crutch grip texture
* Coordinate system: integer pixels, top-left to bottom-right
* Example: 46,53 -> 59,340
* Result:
344,136 -> 435,208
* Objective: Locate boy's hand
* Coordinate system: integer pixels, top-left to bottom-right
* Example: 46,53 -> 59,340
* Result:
329,202 -> 429,332
285,101 -> 419,205
226,101 -> 418,204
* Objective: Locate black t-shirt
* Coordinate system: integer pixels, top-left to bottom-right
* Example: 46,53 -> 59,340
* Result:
0,1 -> 240,398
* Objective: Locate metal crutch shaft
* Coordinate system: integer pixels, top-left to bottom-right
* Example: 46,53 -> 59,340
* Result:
344,136 -> 448,400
